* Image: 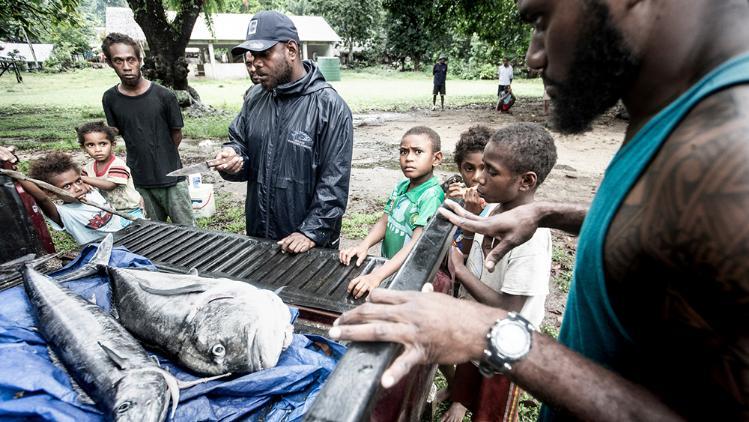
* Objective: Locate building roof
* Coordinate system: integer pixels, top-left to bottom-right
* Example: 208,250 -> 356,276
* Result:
0,42 -> 54,62
106,7 -> 341,45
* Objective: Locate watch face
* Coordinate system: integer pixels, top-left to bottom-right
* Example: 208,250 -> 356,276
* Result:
494,320 -> 531,359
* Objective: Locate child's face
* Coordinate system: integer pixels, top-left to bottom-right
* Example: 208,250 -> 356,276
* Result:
459,151 -> 484,189
49,168 -> 90,202
474,143 -> 524,204
82,132 -> 114,163
399,134 -> 442,181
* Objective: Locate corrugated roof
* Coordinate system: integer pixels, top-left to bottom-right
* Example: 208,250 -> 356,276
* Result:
106,7 -> 340,44
0,42 -> 54,62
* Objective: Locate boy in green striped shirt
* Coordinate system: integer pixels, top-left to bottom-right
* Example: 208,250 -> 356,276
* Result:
340,126 -> 445,298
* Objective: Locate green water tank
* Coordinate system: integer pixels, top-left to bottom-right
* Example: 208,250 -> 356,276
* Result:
317,57 -> 341,82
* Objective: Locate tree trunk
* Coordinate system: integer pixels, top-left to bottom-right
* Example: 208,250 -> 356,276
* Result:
347,38 -> 353,65
126,0 -> 204,107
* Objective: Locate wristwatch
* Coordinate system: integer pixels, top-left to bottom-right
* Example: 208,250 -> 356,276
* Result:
477,312 -> 535,376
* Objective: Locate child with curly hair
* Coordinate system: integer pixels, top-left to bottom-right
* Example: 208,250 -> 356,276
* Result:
20,151 -> 139,244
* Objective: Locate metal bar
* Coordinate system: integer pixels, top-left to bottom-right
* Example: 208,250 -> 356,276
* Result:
304,209 -> 456,422
117,225 -> 173,251
298,260 -> 339,290
319,264 -> 357,295
183,238 -> 242,270
151,232 -> 211,262
273,253 -> 317,288
288,257 -> 329,289
208,242 -> 263,273
237,247 -> 282,279
175,235 -> 232,267
123,226 -> 180,256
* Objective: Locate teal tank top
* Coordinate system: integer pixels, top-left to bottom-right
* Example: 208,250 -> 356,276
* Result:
542,53 -> 749,420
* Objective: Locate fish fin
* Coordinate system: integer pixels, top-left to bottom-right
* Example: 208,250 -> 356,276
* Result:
90,234 -> 114,267
176,372 -> 231,390
150,355 -> 161,367
187,267 -> 199,276
137,281 -> 208,296
185,294 -> 235,321
54,235 -> 112,282
273,285 -> 286,295
98,341 -> 130,370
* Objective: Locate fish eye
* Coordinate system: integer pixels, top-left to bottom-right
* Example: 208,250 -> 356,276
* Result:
116,401 -> 133,413
211,344 -> 226,357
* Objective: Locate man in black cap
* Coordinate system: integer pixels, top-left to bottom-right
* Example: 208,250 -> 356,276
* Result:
214,11 -> 354,253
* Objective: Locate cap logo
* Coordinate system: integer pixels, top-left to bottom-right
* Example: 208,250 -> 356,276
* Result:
248,20 -> 257,35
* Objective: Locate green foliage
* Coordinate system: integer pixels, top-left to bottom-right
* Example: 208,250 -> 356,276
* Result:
341,211 -> 381,240
552,244 -> 575,293
518,392 -> 542,422
450,0 -> 531,62
309,0 -> 382,61
196,193 -> 245,234
0,0 -> 81,39
540,323 -> 560,339
382,0 -> 441,71
50,228 -> 79,254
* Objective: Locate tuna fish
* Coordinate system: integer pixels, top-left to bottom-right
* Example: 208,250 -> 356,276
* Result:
22,266 -> 224,421
106,267 -> 294,376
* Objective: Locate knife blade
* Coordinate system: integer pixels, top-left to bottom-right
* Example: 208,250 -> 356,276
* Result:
166,159 -> 220,177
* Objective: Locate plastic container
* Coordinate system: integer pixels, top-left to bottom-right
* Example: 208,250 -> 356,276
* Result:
189,183 -> 216,219
317,57 -> 341,82
188,173 -> 202,189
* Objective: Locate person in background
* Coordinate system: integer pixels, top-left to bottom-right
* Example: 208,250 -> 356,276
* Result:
432,54 -> 448,111
101,32 -> 194,226
496,58 -> 514,112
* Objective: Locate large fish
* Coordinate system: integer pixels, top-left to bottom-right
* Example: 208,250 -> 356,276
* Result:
22,266 -> 222,421
106,267 -> 294,376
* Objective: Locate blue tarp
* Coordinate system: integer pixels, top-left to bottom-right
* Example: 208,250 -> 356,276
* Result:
0,244 -> 345,421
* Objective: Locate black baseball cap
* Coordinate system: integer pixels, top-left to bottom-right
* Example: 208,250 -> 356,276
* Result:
231,11 -> 300,56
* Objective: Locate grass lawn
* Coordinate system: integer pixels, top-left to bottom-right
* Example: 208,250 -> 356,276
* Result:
0,67 -> 543,148
0,66 -> 544,112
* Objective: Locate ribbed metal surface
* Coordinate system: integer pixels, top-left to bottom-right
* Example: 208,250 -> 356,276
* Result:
113,221 -> 385,313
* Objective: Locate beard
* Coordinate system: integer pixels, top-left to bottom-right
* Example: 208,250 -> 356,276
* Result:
547,0 -> 640,134
262,59 -> 294,91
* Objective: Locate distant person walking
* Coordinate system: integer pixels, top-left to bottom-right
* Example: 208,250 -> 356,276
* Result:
496,58 -> 514,112
432,54 -> 448,111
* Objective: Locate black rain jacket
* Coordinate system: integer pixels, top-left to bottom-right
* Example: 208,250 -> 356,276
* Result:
221,61 -> 353,248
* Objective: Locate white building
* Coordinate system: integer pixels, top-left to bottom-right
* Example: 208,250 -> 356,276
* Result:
0,42 -> 55,67
105,7 -> 341,80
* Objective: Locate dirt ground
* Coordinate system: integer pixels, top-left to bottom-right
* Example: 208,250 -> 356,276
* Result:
195,98 -> 626,330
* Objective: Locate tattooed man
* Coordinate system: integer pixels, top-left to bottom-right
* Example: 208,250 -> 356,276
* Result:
329,1 -> 749,420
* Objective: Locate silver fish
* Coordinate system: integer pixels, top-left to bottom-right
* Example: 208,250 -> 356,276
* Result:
106,267 -> 294,376
22,266 -> 225,421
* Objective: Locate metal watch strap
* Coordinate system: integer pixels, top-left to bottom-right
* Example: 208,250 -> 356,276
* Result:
477,312 -> 535,377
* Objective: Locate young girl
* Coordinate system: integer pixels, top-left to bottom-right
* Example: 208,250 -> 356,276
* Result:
77,122 -> 144,216
446,125 -> 493,252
